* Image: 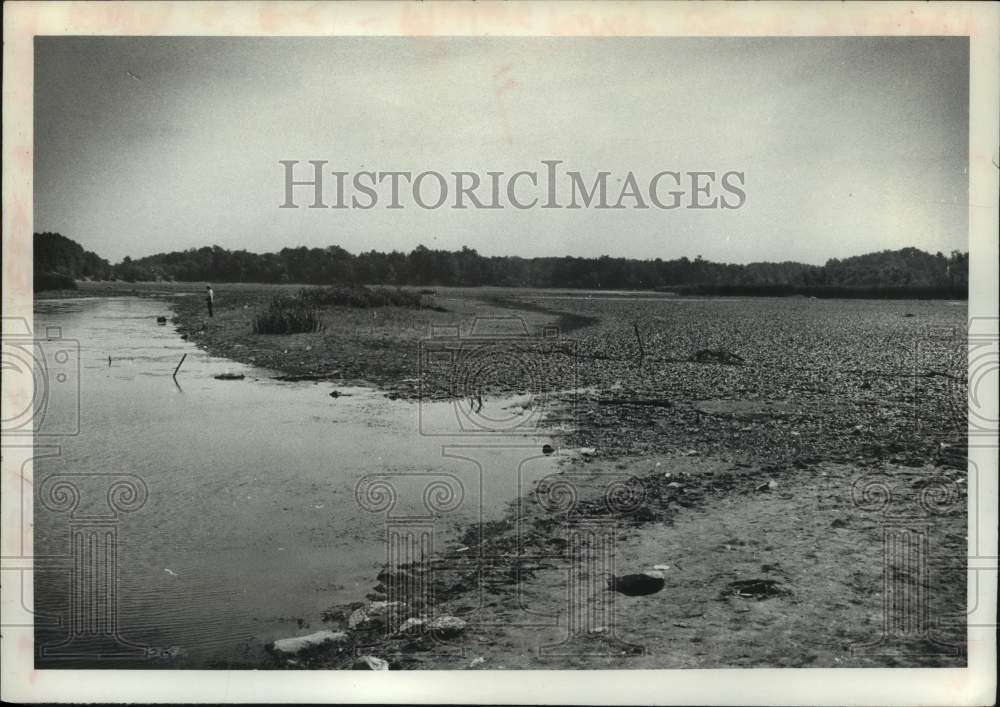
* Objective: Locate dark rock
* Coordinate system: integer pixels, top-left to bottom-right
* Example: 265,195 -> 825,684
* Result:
607,569 -> 666,596
429,615 -> 468,638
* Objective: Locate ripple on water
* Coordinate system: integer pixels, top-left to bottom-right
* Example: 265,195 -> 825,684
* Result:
32,296 -> 563,666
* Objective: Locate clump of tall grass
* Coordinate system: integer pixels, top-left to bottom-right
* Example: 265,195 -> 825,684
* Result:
297,285 -> 427,309
252,294 -> 321,334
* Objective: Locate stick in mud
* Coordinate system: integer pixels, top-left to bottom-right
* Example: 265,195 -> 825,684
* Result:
633,321 -> 646,370
173,353 -> 187,379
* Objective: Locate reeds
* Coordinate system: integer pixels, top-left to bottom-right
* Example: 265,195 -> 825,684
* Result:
252,295 -> 321,334
297,285 -> 426,309
253,286 -> 437,335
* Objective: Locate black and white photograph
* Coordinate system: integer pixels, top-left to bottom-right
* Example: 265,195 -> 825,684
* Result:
2,2 -> 997,704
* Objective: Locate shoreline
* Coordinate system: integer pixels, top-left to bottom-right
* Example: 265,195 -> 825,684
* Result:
41,281 -> 968,466
34,283 -> 969,669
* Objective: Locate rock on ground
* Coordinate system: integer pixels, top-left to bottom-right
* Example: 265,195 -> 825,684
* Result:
349,600 -> 406,629
429,615 -> 468,638
395,617 -> 427,635
268,630 -> 348,656
348,607 -> 370,629
367,600 -> 405,617
353,655 -> 389,670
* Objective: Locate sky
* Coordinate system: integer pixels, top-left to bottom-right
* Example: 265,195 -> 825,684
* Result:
34,36 -> 968,264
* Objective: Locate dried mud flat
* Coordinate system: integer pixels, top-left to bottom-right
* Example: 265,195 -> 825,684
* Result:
86,283 -> 968,669
292,455 -> 965,670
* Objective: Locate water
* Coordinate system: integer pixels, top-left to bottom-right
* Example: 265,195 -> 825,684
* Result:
32,297 -> 561,667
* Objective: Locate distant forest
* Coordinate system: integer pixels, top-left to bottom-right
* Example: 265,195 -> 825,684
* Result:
34,232 -> 968,298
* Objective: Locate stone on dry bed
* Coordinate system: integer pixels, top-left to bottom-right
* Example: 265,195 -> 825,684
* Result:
352,655 -> 389,670
349,600 -> 406,629
267,630 -> 348,656
429,615 -> 468,638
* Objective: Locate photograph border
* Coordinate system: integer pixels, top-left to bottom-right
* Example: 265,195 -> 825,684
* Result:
2,2 -> 997,704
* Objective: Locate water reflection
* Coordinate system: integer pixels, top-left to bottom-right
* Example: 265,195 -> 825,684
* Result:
33,297 -> 560,667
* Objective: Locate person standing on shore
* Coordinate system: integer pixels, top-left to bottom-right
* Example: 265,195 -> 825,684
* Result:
206,285 -> 214,317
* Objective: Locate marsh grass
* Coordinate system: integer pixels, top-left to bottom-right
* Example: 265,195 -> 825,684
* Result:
252,286 -> 441,334
252,294 -> 321,334
297,285 -> 428,309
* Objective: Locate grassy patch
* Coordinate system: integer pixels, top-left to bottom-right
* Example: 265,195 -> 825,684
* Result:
251,285 -> 440,335
252,294 -> 321,334
298,285 -> 430,310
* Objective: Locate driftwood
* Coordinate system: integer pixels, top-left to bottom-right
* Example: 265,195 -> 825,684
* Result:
689,349 -> 745,365
214,372 -> 246,381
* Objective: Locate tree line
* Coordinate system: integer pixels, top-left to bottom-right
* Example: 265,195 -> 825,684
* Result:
34,232 -> 969,297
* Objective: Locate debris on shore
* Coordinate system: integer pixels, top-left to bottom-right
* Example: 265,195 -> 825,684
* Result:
689,348 -> 745,365
721,579 -> 792,601
352,655 -> 389,670
267,630 -> 348,656
428,615 -> 468,638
